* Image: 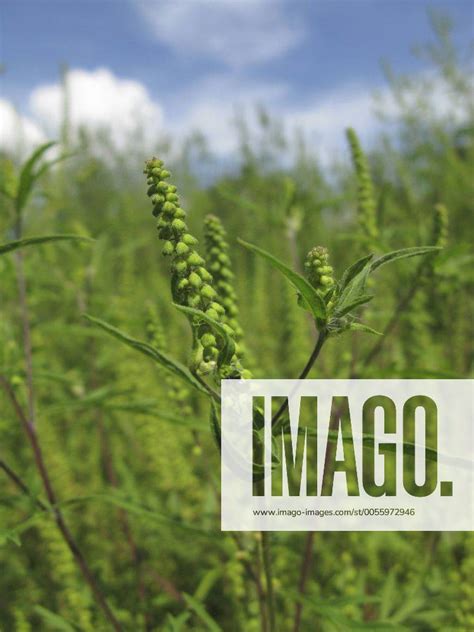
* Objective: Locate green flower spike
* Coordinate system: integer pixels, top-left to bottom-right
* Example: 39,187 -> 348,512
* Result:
204,214 -> 245,350
304,246 -> 335,295
143,158 -> 248,379
346,127 -> 379,249
432,203 -> 448,249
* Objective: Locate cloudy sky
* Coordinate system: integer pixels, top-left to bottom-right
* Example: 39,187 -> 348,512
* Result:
0,0 -> 472,159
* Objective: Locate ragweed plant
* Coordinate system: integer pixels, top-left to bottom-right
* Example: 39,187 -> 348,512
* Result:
203,214 -> 244,348
142,158 -> 249,381
346,127 -> 379,250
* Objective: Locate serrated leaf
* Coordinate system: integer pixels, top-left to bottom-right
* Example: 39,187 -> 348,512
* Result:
83,315 -> 209,396
183,593 -> 222,632
174,303 -> 235,367
238,239 -> 327,322
16,141 -> 56,213
334,294 -> 374,317
349,322 -> 383,336
370,246 -> 441,272
0,234 -> 93,255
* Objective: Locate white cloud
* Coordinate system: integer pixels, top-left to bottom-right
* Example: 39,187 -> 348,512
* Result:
135,0 -> 305,68
0,67 -> 386,165
285,85 -> 385,164
0,98 -> 46,156
3,65 -> 466,170
29,67 -> 164,150
168,74 -> 289,153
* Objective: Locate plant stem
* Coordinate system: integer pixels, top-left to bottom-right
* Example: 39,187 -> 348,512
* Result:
193,371 -> 221,403
272,330 -> 327,429
0,376 -> 123,631
0,457 -> 48,511
293,531 -> 315,632
358,263 -> 425,372
261,531 -> 276,632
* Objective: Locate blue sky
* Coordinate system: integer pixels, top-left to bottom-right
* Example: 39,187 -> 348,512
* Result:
0,0 -> 472,158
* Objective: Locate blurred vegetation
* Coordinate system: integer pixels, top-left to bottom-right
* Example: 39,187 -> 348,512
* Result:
0,14 -> 473,632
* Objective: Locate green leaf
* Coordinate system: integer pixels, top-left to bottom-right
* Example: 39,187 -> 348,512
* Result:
16,141 -> 56,213
61,493 -> 217,538
34,606 -> 77,632
334,294 -> 374,317
290,592 -> 408,631
83,315 -> 209,396
165,613 -> 191,632
348,322 -> 383,336
339,254 -> 374,290
194,568 -> 222,601
371,246 -> 441,272
34,150 -> 77,181
335,260 -> 372,314
183,593 -> 223,632
0,513 -> 47,547
174,303 -> 235,367
238,239 -> 327,322
0,234 -> 93,255
291,429 -> 440,464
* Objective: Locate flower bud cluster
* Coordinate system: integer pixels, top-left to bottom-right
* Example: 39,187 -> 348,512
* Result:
346,128 -> 378,248
204,214 -> 244,346
144,158 -> 247,378
304,246 -> 335,295
145,303 -> 192,414
432,204 -> 448,248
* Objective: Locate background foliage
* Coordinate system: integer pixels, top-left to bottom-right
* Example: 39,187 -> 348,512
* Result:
0,17 -> 473,632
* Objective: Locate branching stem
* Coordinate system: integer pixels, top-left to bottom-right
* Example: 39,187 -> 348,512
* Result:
0,376 -> 122,631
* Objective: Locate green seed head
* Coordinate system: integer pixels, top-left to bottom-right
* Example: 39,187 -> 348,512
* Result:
175,242 -> 189,256
171,218 -> 186,232
182,234 -> 198,246
174,260 -> 187,275
188,272 -> 202,288
201,333 -> 217,348
187,253 -> 204,267
162,241 -> 174,256
144,158 -> 247,380
200,284 -> 216,300
305,246 -> 334,294
205,308 -> 219,320
187,294 -> 201,308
